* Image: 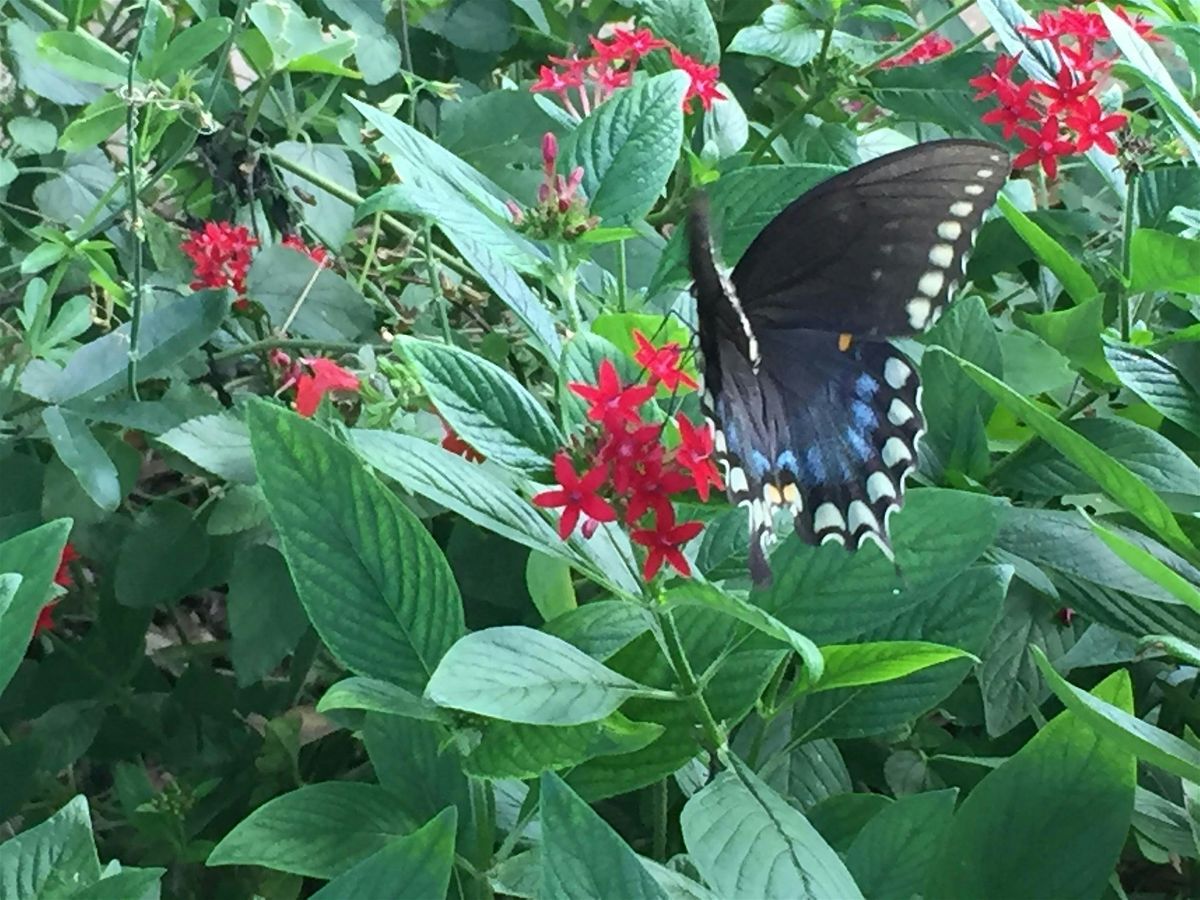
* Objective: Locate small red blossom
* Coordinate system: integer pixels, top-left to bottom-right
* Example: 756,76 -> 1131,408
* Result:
608,26 -> 668,61
54,543 -> 78,588
1056,606 -> 1076,626
33,601 -> 57,637
878,33 -> 954,69
625,459 -> 692,524
631,507 -> 704,580
294,357 -> 360,417
599,421 -> 663,494
632,330 -> 698,391
673,414 -> 723,501
669,48 -> 725,112
441,419 -> 485,463
979,80 -> 1040,139
180,221 -> 258,304
1065,96 -> 1126,154
969,54 -> 1021,100
1014,116 -> 1076,179
570,360 -> 656,429
533,452 -> 618,539
531,64 -> 580,96
281,234 -> 329,267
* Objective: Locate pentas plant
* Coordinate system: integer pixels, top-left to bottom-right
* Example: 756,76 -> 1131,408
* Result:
268,350 -> 360,418
533,332 -> 721,582
970,5 -> 1158,178
507,133 -> 598,241
877,32 -> 954,69
531,25 -> 724,117
180,223 -> 328,309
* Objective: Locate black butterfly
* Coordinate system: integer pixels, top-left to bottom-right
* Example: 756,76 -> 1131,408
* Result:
688,139 -> 1010,587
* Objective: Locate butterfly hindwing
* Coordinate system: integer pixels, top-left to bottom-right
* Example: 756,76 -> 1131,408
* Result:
730,140 -> 1010,339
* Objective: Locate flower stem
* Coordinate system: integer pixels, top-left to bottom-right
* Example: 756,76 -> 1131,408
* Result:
125,6 -> 148,400
655,606 -> 726,754
616,239 -> 628,313
1120,169 -> 1140,342
987,388 -> 1100,485
426,221 -> 453,344
555,244 -> 583,332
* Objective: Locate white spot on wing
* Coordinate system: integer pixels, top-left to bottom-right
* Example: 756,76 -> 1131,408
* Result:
884,357 -> 911,389
964,184 -> 985,196
883,436 -> 913,468
860,530 -> 895,560
729,467 -> 748,494
888,398 -> 915,426
867,471 -> 896,503
928,244 -> 954,269
907,297 -> 932,330
820,531 -> 846,547
871,268 -> 883,283
814,502 -> 846,534
976,168 -> 994,178
848,500 -> 878,535
938,221 -> 962,241
918,271 -> 945,298
950,201 -> 973,217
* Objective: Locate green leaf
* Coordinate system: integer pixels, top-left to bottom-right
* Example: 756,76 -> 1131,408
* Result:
1089,515 -> 1200,614
1130,228 -> 1200,293
246,400 -> 464,691
349,431 -> 643,598
930,347 -> 1196,562
729,5 -> 820,67
8,117 -> 57,154
996,194 -> 1099,304
207,783 -> 414,878
152,16 -> 231,77
1017,298 -> 1117,383
0,795 -> 100,899
665,582 -> 824,682
317,676 -> 446,721
526,552 -> 577,621
0,520 -> 72,696
115,500 -> 209,608
565,71 -> 688,224
247,0 -> 359,76
1099,5 -> 1200,161
246,246 -> 372,341
21,289 -> 228,404
755,732 -> 852,811
426,626 -> 668,725
1105,342 -> 1200,436
870,54 -> 1005,140
57,93 -> 124,153
36,31 -> 131,87
540,772 -> 667,900
1034,646 -> 1200,784
157,413 -> 255,484
845,789 -> 957,900
398,337 -> 561,474
635,0 -> 719,62
927,670 -> 1135,899
681,755 -> 864,899
227,544 -> 309,687
465,713 -> 664,779
542,601 -> 654,661
272,142 -> 356,249
72,868 -> 166,900
810,641 -> 976,693
42,406 -> 121,512
311,808 -> 456,900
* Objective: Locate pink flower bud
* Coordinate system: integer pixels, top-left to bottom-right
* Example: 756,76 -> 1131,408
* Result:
538,182 -> 552,204
504,199 -> 524,224
582,517 -> 600,539
268,349 -> 292,369
541,132 -> 558,173
567,167 -> 584,190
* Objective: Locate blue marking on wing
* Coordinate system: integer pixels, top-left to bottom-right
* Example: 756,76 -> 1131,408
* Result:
844,426 -> 873,462
850,400 -> 877,430
802,446 -> 826,485
854,373 -> 880,399
776,450 -> 799,474
749,449 -> 772,476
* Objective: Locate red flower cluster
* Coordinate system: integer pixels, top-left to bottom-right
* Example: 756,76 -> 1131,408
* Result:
34,543 -> 79,639
180,224 -> 328,310
878,33 -> 954,69
507,133 -> 597,240
531,25 -> 723,117
270,350 -> 360,417
532,331 -> 722,581
970,6 -> 1155,179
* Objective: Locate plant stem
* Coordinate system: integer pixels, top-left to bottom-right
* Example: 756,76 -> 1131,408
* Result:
750,18 -> 838,164
616,238 -> 628,313
1120,169 -> 1140,342
125,5 -> 147,399
426,221 -> 453,344
555,244 -> 582,331
987,388 -> 1100,484
857,0 -> 979,76
655,607 -> 726,753
652,778 -> 668,861
243,69 -> 276,136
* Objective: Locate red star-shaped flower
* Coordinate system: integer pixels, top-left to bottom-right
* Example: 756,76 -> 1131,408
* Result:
1065,96 -> 1125,154
631,506 -> 704,580
632,330 -> 698,391
609,27 -> 668,61
1014,116 -> 1075,179
569,360 -> 655,429
625,458 -> 693,524
294,357 -> 360,417
533,452 -> 617,539
673,414 -> 723,501
979,80 -> 1039,139
669,48 -> 725,112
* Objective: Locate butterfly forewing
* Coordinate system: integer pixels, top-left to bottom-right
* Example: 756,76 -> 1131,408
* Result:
730,140 -> 1010,338
688,139 -> 1010,587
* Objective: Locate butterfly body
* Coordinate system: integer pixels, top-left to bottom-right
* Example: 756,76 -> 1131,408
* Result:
688,140 -> 1010,586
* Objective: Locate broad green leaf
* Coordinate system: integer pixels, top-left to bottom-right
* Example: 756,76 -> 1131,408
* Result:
1033,646 -> 1200,784
246,400 -> 464,691
157,413 -> 255,484
808,794 -> 894,853
526,552 -> 577,621
42,406 -> 120,511
0,520 -> 72,696
927,670 -> 1135,899
115,500 -> 209,608
1105,342 -> 1200,436
870,54 -> 1003,140
398,337 -> 561,474
810,641 -> 976,693
311,808 -> 456,900
425,626 -> 668,725
36,31 -> 131,87
730,6 -> 821,67
1089,515 -> 1200,614
0,795 -> 100,899
845,789 -> 957,900
542,601 -> 654,661
72,867 -> 166,900
755,731 -> 852,811
1130,228 -> 1200,293
151,16 -> 231,77
21,289 -> 228,404
681,755 -> 863,899
349,430 -> 642,598
565,71 -> 688,224
246,0 -> 359,76
361,715 -> 470,833
1099,5 -> 1200,161
540,772 -> 667,900
997,194 -> 1099,304
226,544 -> 309,687
931,348 -> 1196,562
57,93 -> 124,152
636,0 -> 719,62
8,117 -> 57,154
207,783 -> 414,878
246,246 -> 372,341
665,582 -> 824,682
465,713 -> 664,779
1017,298 -> 1117,383
317,676 -> 446,721
272,142 -> 356,248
